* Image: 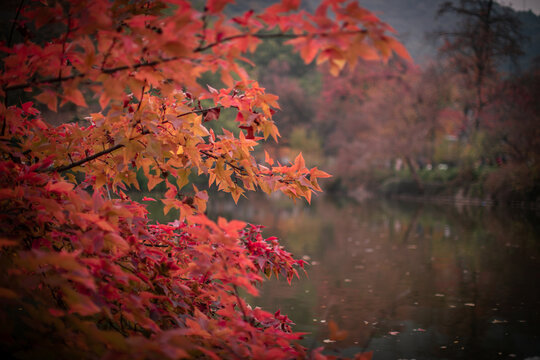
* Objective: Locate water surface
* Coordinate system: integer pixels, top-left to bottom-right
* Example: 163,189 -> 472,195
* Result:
148,194 -> 540,359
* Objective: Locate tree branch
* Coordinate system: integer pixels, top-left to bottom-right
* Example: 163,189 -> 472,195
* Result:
177,106 -> 223,118
233,284 -> 249,323
7,0 -> 25,48
2,0 -> 25,136
58,13 -> 72,84
200,149 -> 247,175
3,29 -> 367,92
50,143 -> 125,173
136,83 -> 146,112
195,29 -> 367,53
46,106 -> 224,173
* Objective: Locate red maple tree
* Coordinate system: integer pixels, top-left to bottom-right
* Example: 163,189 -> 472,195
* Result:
0,0 -> 408,358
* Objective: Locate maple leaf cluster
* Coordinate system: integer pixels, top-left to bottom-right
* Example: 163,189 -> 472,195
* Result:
0,0 -> 407,358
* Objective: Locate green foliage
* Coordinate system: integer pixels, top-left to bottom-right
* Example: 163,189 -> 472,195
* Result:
419,167 -> 459,183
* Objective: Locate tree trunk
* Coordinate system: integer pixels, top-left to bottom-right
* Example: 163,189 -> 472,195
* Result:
405,156 -> 424,192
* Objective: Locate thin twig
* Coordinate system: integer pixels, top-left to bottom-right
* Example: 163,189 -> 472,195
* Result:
197,6 -> 208,49
7,0 -> 25,48
177,106 -> 223,118
58,13 -> 72,84
200,149 -> 246,174
136,84 -> 146,112
2,0 -> 25,135
233,284 -> 249,322
101,38 -> 117,70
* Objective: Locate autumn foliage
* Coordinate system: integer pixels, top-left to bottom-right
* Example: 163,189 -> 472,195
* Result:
0,0 -> 407,358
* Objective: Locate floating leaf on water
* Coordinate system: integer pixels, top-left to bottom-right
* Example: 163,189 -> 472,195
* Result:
328,320 -> 349,341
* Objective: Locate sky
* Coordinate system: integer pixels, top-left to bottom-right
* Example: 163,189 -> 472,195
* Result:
500,0 -> 540,14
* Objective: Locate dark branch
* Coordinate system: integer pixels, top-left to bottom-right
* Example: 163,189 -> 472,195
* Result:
46,107 -> 224,172
7,0 -> 25,48
177,106 -> 223,118
2,0 -> 25,135
49,143 -> 125,173
136,83 -> 146,112
3,29 -> 367,92
200,149 -> 246,175
195,29 -> 367,52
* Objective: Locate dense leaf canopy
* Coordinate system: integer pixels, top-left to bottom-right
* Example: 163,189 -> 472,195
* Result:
0,0 -> 408,358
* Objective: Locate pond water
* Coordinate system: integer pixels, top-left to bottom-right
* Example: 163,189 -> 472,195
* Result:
144,193 -> 540,360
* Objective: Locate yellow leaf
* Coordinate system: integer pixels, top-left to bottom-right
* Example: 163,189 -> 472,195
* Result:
35,91 -> 58,112
264,150 -> 274,166
230,186 -> 244,204
63,88 -> 87,108
176,170 -> 190,190
293,152 -> 305,171
388,37 -> 413,62
147,175 -> 164,192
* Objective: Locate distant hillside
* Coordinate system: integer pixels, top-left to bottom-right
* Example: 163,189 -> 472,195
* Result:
356,0 -> 540,69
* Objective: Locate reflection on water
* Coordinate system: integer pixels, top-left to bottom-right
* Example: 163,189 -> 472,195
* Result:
146,193 -> 540,360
